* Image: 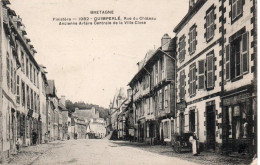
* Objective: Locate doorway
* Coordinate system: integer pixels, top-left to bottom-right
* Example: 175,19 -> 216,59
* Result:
206,105 -> 215,150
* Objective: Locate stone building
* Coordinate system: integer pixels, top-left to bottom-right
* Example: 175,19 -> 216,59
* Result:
0,0 -> 46,161
174,0 -> 257,153
129,34 -> 176,144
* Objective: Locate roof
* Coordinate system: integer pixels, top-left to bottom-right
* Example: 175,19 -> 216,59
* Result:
73,108 -> 99,121
173,0 -> 206,33
46,80 -> 56,96
128,37 -> 176,87
58,102 -> 67,111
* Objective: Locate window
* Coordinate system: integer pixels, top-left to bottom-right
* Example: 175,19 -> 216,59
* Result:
16,75 -> 20,104
179,36 -> 186,63
33,68 -> 36,84
22,81 -> 25,106
21,51 -> 24,72
229,32 -> 249,80
27,85 -> 30,108
225,45 -> 230,80
14,70 -> 16,94
232,0 -> 243,21
11,61 -> 13,91
206,54 -> 214,88
189,63 -> 196,96
159,90 -> 163,110
37,72 -> 39,88
26,58 -> 29,77
179,70 -> 185,100
34,92 -> 37,113
6,53 -> 10,88
198,60 -> 205,89
206,9 -> 214,40
164,86 -> 169,109
189,26 -> 196,54
154,63 -> 158,85
30,63 -> 32,82
31,89 -> 33,110
161,57 -> 165,80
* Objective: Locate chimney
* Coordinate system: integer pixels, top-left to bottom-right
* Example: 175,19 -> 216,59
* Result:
189,0 -> 198,9
61,95 -> 66,106
161,34 -> 171,51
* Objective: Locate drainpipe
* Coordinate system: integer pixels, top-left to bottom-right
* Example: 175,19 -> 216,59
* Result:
220,0 -> 226,154
0,1 -> 3,162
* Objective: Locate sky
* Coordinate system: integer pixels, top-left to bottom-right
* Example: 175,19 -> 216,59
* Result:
10,0 -> 189,108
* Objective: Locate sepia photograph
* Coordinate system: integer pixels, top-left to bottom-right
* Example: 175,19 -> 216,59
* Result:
0,0 -> 258,164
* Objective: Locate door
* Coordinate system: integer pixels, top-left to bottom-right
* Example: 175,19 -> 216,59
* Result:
179,113 -> 184,135
206,105 -> 215,150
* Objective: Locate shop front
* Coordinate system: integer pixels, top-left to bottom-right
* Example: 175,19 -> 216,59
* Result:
222,91 -> 253,154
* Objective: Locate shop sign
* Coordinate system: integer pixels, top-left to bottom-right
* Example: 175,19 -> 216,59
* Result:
223,93 -> 250,106
177,101 -> 187,110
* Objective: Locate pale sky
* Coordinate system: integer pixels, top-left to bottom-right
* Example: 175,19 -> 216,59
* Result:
10,0 -> 189,108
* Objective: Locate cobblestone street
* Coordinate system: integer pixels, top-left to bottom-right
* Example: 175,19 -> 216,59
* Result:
7,139 -> 255,165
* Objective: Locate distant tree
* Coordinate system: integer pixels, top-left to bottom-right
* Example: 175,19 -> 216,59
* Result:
65,100 -> 109,119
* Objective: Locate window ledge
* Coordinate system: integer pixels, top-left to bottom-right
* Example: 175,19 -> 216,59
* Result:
206,36 -> 214,43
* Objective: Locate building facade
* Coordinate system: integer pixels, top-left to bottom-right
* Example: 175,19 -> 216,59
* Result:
129,34 -> 176,145
174,0 -> 257,153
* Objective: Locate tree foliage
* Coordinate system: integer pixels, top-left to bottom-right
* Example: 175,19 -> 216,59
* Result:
65,100 -> 109,119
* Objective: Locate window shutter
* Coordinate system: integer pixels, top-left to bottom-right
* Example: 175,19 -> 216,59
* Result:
225,45 -> 230,80
207,54 -> 214,88
242,32 -> 249,73
189,66 -> 192,96
198,60 -> 205,89
192,64 -> 196,95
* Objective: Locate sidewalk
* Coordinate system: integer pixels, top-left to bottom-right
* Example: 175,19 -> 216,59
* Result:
8,141 -> 64,165
111,140 -> 254,165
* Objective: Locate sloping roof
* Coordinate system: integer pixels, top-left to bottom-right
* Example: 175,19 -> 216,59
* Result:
58,102 -> 67,111
74,109 -> 99,121
46,80 -> 55,96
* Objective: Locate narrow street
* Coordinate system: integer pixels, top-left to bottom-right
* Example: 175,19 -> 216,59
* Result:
8,139 -> 254,165
8,139 -> 199,165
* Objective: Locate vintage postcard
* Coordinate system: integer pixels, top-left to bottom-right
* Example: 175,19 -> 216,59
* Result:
0,0 -> 257,164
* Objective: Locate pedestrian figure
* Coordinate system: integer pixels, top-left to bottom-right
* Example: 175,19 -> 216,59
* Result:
75,132 -> 78,140
16,138 -> 20,152
189,133 -> 198,156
